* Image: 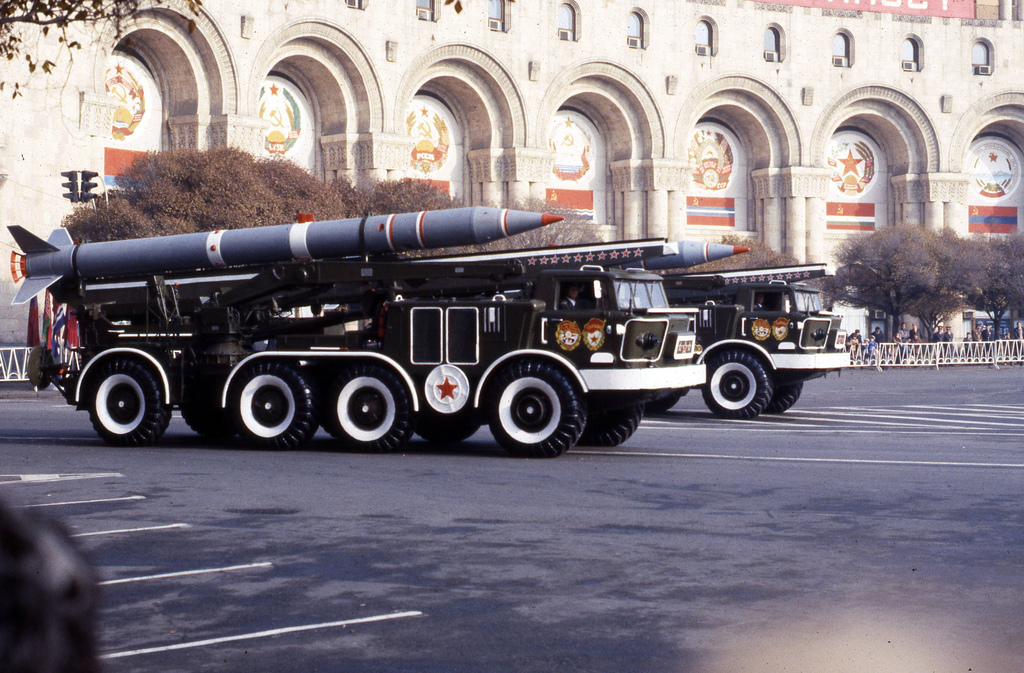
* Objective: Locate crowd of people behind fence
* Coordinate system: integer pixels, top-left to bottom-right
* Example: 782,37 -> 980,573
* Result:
847,321 -> 1024,366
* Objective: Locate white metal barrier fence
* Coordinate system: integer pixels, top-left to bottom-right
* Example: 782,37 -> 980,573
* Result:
1,347 -> 31,382
847,339 -> 1024,368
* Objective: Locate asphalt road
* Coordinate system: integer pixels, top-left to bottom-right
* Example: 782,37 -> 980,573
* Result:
1,367 -> 1023,672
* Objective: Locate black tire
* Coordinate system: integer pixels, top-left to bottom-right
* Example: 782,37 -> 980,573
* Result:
701,350 -> 774,420
416,410 -> 482,444
486,359 -> 586,458
180,385 -> 235,438
87,359 -> 170,446
644,389 -> 687,415
323,364 -> 415,453
231,361 -> 319,451
579,404 -> 644,447
763,381 -> 803,414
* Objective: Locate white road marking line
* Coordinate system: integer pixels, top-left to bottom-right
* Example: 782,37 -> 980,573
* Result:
72,523 -> 190,538
100,562 -> 273,586
0,472 -> 123,485
639,424 -> 1024,436
101,611 -> 425,659
795,409 -> 1024,427
573,449 -> 1024,469
25,495 -> 146,508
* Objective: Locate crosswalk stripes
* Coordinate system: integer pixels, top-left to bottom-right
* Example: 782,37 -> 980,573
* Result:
644,403 -> 1024,435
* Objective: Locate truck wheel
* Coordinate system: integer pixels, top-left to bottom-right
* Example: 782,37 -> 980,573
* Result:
579,404 -> 644,447
764,382 -> 803,414
88,359 -> 170,447
702,351 -> 774,420
416,410 -> 481,444
324,364 -> 414,453
486,360 -> 586,458
232,362 -> 319,450
644,389 -> 687,415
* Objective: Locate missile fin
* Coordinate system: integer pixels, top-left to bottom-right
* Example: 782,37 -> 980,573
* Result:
47,228 -> 74,249
12,276 -> 61,305
8,225 -> 61,254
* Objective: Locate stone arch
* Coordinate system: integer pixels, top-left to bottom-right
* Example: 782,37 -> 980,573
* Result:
675,75 -> 800,170
811,85 -> 939,174
395,44 -> 527,150
949,92 -> 1024,173
249,20 -> 383,136
92,2 -> 236,118
537,60 -> 664,160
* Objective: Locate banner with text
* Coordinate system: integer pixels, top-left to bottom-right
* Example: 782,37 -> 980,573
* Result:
749,0 -> 973,19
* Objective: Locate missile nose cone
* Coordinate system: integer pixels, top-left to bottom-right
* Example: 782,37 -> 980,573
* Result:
541,213 -> 564,226
734,246 -> 751,254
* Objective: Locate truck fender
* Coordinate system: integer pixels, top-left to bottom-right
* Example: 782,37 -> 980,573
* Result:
74,347 -> 172,406
697,340 -> 777,370
473,349 -> 589,409
221,351 -> 420,412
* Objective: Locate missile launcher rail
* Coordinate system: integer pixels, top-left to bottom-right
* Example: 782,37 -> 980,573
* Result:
32,253 -> 705,458
647,263 -> 848,419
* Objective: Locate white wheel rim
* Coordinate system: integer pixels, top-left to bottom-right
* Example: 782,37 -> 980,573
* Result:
95,373 -> 145,435
239,375 -> 296,438
710,362 -> 756,410
497,376 -> 561,444
336,376 -> 396,442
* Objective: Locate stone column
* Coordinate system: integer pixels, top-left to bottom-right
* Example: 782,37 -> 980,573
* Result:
925,173 -> 971,234
611,160 -> 642,239
209,114 -> 267,154
752,168 -> 783,252
351,133 -> 411,183
890,174 -> 925,226
667,190 -> 686,239
501,147 -> 555,208
642,159 -> 687,239
468,149 -> 503,207
786,196 -> 807,262
806,196 -> 826,262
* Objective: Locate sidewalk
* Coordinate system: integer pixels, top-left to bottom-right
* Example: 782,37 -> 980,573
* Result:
0,383 -> 61,400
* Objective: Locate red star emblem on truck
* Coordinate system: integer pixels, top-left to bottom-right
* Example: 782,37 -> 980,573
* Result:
436,376 -> 458,400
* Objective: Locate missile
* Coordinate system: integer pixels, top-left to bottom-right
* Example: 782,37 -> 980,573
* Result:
8,207 -> 561,305
622,240 -> 749,271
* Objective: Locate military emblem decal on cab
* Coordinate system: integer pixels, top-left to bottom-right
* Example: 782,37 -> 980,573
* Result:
772,317 -> 789,340
584,318 -> 606,350
424,364 -> 470,414
556,321 -> 582,351
752,318 -> 771,341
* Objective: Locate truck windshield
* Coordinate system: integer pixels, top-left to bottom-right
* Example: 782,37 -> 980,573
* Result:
794,291 -> 822,313
615,280 -> 670,310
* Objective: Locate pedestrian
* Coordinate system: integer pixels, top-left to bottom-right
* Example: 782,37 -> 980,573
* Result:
848,329 -> 862,361
986,324 -> 996,342
908,324 -> 920,343
1014,322 -> 1024,340
974,322 -> 984,342
865,334 -> 877,364
872,326 -> 884,344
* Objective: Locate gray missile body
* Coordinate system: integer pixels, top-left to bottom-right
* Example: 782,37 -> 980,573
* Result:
624,240 -> 749,270
9,207 -> 560,305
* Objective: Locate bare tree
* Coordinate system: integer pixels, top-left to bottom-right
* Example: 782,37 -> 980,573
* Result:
1,0 -> 201,95
905,228 -> 971,340
964,235 -> 1024,338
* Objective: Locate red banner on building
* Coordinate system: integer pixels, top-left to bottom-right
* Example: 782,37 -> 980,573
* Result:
827,201 -> 875,231
968,205 -> 1018,234
750,0 -> 973,19
686,196 -> 735,227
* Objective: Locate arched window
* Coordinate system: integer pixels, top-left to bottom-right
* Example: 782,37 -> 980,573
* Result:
695,20 -> 713,56
627,11 -> 644,49
763,27 -> 780,62
558,3 -> 577,41
901,38 -> 920,72
832,32 -> 851,67
488,0 -> 506,31
972,41 -> 992,75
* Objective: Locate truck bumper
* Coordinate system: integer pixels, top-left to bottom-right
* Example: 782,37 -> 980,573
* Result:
580,364 -> 706,391
772,351 -> 850,370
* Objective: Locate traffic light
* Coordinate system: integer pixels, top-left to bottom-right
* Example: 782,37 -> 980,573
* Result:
60,170 -> 79,203
79,170 -> 100,202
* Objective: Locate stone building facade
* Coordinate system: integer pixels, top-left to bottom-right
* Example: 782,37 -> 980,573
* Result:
1,0 -> 1023,341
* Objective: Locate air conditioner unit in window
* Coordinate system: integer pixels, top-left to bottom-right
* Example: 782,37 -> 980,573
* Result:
346,0 -> 362,7
417,7 -> 432,20
558,28 -> 573,41
974,64 -> 992,75
627,36 -> 642,48
832,55 -> 849,67
901,60 -> 917,72
874,310 -> 886,320
695,44 -> 711,56
764,50 -> 778,62
488,18 -> 503,31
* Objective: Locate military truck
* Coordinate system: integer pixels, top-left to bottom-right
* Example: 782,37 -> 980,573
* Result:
648,264 -> 848,418
29,257 -> 704,458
